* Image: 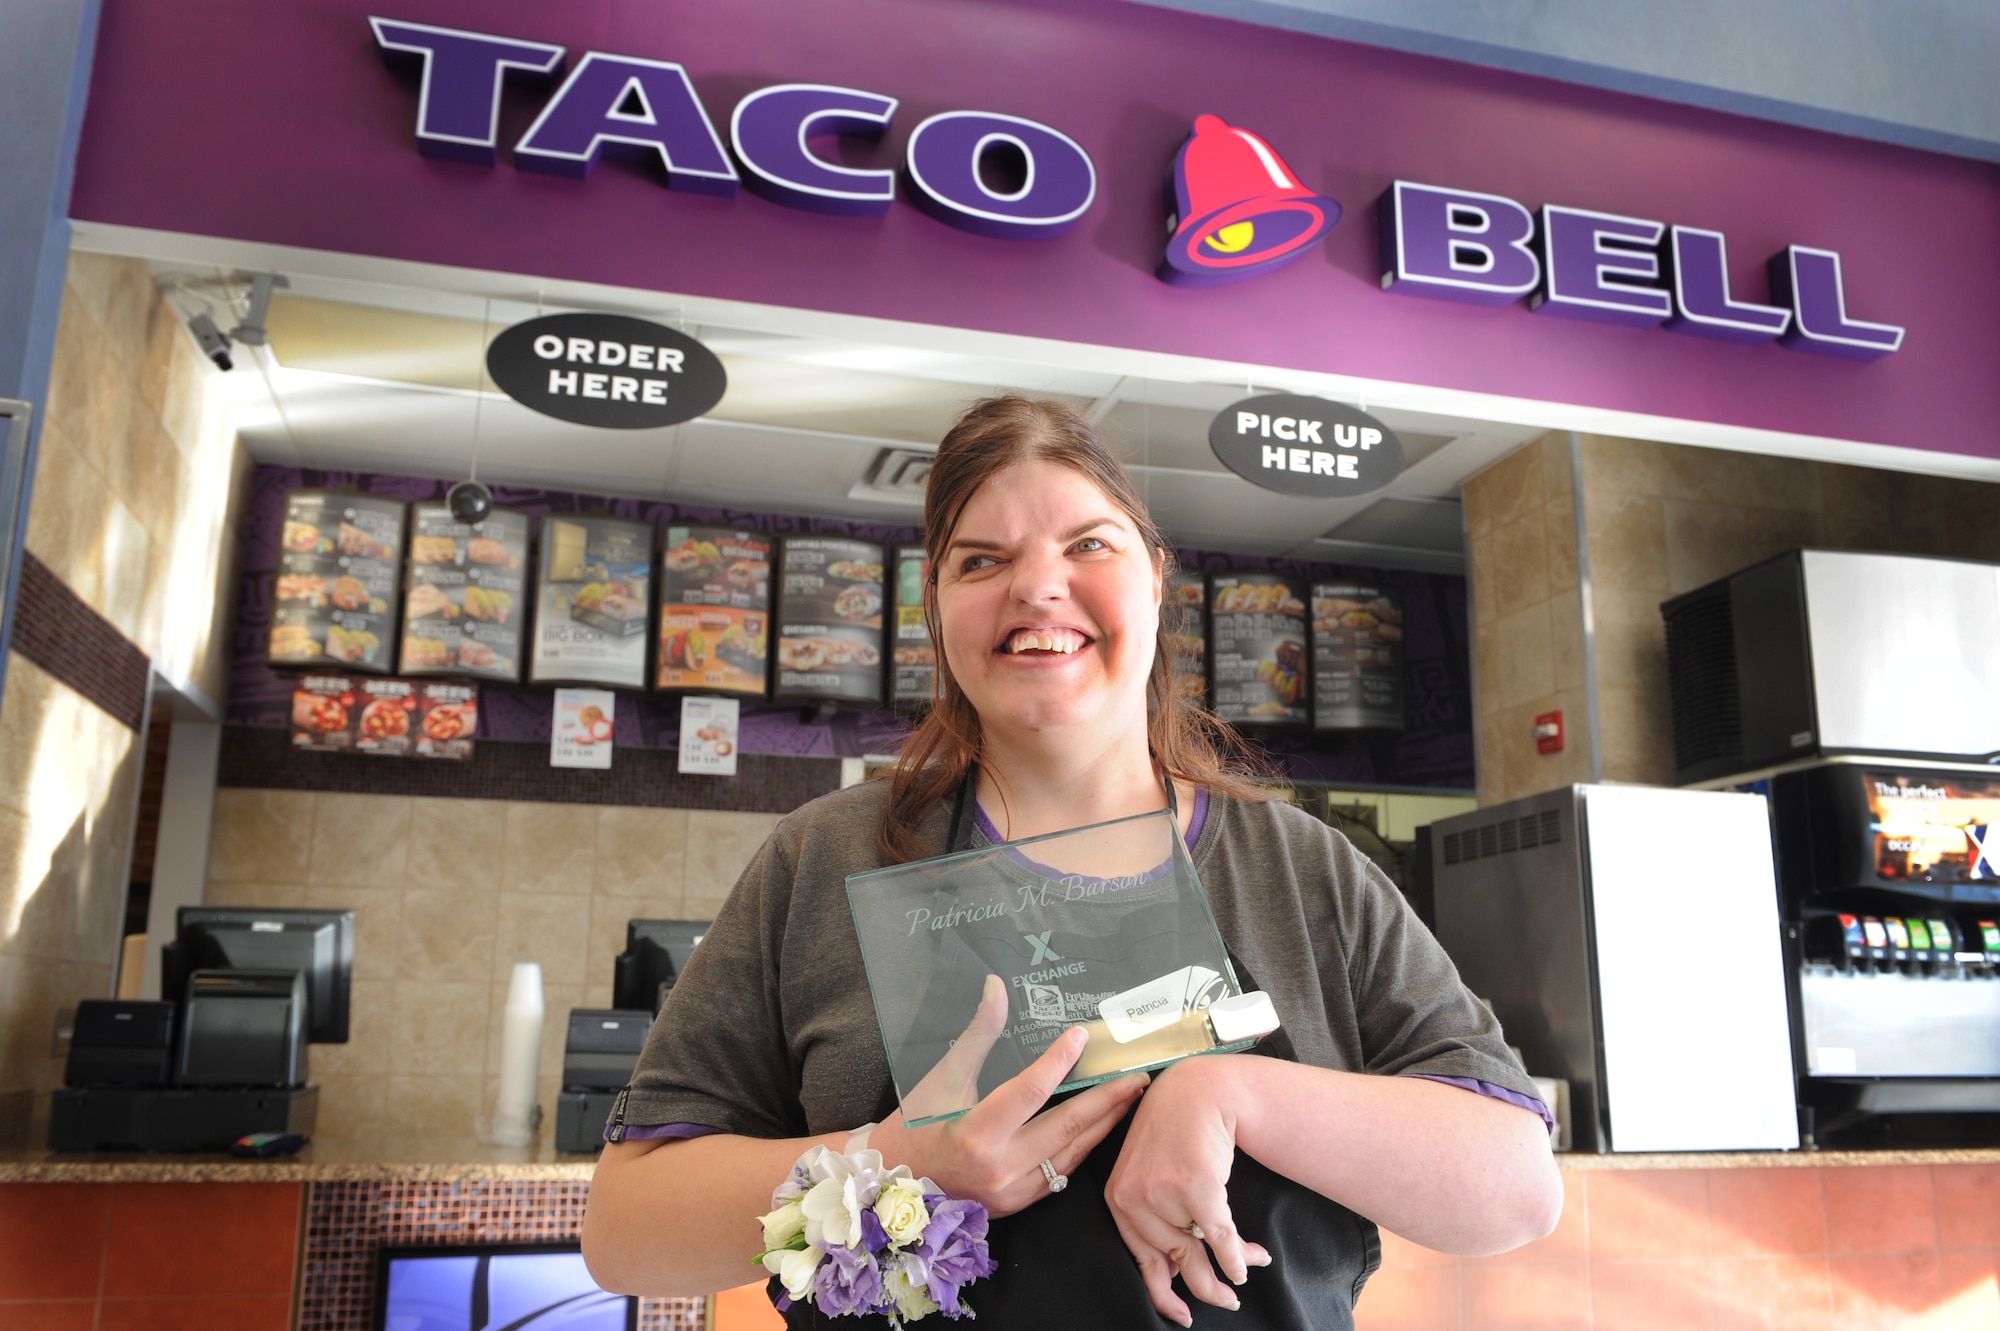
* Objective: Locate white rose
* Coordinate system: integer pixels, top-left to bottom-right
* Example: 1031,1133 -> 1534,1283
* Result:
873,1178 -> 931,1247
801,1174 -> 864,1250
758,1199 -> 806,1250
762,1245 -> 822,1301
885,1255 -> 939,1322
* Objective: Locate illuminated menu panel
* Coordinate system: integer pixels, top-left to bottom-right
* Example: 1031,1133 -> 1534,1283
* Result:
1865,771 -> 2000,886
270,490 -> 406,672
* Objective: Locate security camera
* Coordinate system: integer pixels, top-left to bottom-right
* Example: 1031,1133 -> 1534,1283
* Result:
447,480 -> 494,525
188,312 -> 233,372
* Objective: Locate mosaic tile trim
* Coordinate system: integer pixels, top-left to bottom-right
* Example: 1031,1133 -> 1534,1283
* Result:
302,1177 -> 704,1331
11,549 -> 150,730
217,724 -> 844,813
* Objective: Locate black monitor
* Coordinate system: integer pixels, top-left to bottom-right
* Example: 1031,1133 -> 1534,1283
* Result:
161,907 -> 355,1043
612,919 -> 708,1014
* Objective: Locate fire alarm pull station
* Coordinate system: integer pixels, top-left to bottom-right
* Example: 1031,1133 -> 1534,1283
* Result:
1534,711 -> 1564,755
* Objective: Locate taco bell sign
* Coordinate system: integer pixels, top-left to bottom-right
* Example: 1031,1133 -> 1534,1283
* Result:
367,17 -> 1903,363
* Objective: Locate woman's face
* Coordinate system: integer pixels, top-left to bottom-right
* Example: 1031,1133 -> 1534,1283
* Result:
934,459 -> 1162,744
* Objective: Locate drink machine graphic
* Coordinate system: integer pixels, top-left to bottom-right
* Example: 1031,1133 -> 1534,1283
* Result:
1773,766 -> 2000,1139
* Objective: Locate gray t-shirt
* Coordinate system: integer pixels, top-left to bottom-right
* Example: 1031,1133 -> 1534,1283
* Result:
614,780 -> 1540,1138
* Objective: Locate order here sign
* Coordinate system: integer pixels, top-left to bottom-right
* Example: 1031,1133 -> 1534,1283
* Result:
486,311 -> 727,429
1207,394 -> 1405,499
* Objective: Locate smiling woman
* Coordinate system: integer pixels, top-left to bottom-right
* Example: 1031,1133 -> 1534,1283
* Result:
582,397 -> 1562,1331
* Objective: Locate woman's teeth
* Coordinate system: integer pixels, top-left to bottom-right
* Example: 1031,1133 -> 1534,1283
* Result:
1004,629 -> 1085,654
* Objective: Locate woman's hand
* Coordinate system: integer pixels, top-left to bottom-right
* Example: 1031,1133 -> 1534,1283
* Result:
1103,1054 -> 1271,1327
870,975 -> 1149,1218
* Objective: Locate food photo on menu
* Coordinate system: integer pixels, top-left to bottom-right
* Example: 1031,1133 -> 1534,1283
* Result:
400,503 -> 530,682
1170,570 -> 1208,697
269,490 -> 407,671
657,525 -> 772,697
1312,583 -> 1407,731
1208,571 -> 1310,726
528,514 -> 652,690
290,674 -> 477,759
773,536 -> 886,705
889,544 -> 935,707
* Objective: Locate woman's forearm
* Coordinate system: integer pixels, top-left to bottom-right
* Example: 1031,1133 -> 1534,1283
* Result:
583,1132 -> 844,1296
1217,1058 -> 1562,1254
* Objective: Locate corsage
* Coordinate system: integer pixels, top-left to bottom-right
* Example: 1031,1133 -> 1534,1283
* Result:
755,1144 -> 997,1324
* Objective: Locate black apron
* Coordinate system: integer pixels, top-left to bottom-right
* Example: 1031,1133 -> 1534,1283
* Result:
779,772 -> 1380,1329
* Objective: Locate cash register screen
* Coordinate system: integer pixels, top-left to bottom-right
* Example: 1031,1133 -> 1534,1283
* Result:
374,1244 -> 635,1331
1864,771 -> 2000,886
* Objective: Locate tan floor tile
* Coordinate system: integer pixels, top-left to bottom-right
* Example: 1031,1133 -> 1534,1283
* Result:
494,894 -> 593,992
201,880 -> 309,909
1481,511 -> 1552,619
389,980 -> 490,1080
593,806 -> 688,900
396,886 -> 497,985
1467,442 -> 1543,532
1586,488 -> 1670,594
404,798 -> 507,891
502,802 -> 596,897
1487,602 -> 1555,712
383,1073 -> 487,1141
308,793 -> 410,888
207,789 -> 316,884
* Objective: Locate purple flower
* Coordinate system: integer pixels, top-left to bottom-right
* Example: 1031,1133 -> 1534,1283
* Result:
918,1199 -> 997,1317
860,1208 -> 890,1254
813,1240 -> 888,1318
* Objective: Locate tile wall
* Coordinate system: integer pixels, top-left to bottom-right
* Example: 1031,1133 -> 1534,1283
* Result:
1356,1162 -> 2000,1331
0,252 -> 249,1145
203,790 -> 781,1149
0,1180 -> 302,1329
1464,432 -> 2000,804
1461,433 -> 1593,807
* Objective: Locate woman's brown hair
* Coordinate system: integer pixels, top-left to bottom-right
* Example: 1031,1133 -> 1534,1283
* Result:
880,395 -> 1275,862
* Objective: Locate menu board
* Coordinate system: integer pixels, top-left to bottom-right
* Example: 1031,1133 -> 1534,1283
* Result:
1168,571 -> 1207,698
400,503 -> 531,682
1311,584 -> 1406,731
527,514 -> 652,690
270,490 -> 406,672
1208,573 -> 1309,726
290,675 -> 477,760
656,525 -> 772,696
889,544 -> 935,707
773,536 -> 885,705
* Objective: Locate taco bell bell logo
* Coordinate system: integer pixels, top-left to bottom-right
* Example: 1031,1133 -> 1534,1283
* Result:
1157,115 -> 1341,286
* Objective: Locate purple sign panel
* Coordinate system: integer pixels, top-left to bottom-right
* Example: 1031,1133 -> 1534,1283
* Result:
73,0 -> 1993,465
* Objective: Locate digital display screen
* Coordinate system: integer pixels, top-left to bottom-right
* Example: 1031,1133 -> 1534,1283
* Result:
376,1247 -> 634,1331
1865,771 -> 2000,885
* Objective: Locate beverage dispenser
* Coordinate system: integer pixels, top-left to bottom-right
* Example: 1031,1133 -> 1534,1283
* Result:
1770,765 -> 2000,1139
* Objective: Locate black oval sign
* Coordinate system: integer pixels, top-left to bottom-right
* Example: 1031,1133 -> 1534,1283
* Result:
1208,394 -> 1404,499
486,312 -> 727,430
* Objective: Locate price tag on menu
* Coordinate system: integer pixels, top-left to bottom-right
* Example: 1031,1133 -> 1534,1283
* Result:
550,689 -> 616,769
678,696 -> 740,776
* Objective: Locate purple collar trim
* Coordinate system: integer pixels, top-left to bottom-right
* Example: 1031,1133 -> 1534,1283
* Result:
971,787 -> 1208,854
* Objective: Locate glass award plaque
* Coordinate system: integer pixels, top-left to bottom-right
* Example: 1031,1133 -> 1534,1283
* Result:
847,809 -> 1267,1126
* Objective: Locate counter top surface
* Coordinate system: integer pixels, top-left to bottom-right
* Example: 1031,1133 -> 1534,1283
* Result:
5,1142 -> 1999,1182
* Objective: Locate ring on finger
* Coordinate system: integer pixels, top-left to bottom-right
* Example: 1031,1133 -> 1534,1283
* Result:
1181,1221 -> 1207,1241
1040,1158 -> 1068,1194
